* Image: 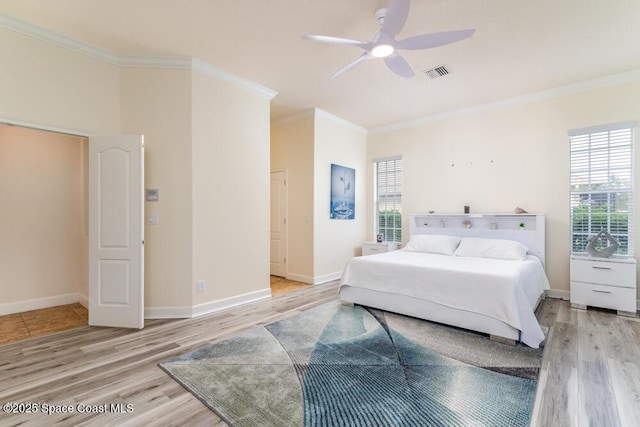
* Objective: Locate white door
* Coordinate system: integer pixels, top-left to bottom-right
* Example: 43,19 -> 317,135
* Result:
270,170 -> 287,277
89,135 -> 144,328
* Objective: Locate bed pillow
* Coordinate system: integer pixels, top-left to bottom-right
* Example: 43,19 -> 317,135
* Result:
403,235 -> 461,255
454,237 -> 528,260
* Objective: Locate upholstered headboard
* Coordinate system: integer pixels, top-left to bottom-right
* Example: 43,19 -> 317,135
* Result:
409,213 -> 546,267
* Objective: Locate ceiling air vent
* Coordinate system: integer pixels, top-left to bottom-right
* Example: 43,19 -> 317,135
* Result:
423,65 -> 450,79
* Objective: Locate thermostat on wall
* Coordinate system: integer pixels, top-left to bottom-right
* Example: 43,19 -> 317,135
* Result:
145,189 -> 159,201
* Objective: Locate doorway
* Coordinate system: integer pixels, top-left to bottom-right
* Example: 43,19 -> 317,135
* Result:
270,170 -> 288,277
0,124 -> 89,342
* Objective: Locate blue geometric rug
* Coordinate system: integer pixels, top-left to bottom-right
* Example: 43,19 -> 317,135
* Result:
159,301 -> 543,427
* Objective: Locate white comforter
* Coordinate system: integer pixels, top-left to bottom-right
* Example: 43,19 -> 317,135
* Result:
340,250 -> 550,348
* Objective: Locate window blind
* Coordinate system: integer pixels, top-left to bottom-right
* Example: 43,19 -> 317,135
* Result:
375,157 -> 403,242
569,123 -> 635,255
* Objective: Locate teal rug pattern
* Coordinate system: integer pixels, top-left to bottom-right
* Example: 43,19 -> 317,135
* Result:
159,301 -> 543,427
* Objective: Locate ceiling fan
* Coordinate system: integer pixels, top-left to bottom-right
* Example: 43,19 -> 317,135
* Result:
302,0 -> 475,79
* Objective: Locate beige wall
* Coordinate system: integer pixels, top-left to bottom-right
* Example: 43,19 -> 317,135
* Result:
0,27 -> 121,134
271,110 -> 367,283
313,112 -> 367,281
271,114 -> 315,281
119,67 -> 194,309
367,81 -> 640,296
0,27 -> 119,312
191,71 -> 271,304
0,124 -> 87,303
0,24 -> 274,315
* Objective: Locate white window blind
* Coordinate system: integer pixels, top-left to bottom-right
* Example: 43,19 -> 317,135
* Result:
375,156 -> 402,242
569,122 -> 635,255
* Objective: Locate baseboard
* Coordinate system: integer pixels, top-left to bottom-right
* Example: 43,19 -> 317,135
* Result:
191,288 -> 272,318
0,293 -> 83,316
284,273 -> 314,284
284,271 -> 342,285
545,289 -> 570,300
285,272 -> 342,285
144,306 -> 193,319
145,288 -> 272,319
312,272 -> 342,285
78,293 -> 88,309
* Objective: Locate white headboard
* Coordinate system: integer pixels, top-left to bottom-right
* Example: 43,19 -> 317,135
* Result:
409,213 -> 546,267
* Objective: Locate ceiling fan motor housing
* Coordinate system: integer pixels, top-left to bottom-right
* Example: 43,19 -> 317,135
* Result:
375,8 -> 387,26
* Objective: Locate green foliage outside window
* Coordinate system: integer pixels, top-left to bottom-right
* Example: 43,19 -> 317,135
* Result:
571,203 -> 629,254
378,209 -> 401,242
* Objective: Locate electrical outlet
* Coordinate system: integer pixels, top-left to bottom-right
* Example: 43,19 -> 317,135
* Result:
197,280 -> 206,292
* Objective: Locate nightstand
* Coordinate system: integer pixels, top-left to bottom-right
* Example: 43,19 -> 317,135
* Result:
570,255 -> 637,316
362,241 -> 398,256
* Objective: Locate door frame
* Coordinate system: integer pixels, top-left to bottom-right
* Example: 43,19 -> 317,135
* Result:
270,168 -> 288,278
0,118 -> 144,326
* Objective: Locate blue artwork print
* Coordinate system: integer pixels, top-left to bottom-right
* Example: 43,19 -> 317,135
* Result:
330,164 -> 355,219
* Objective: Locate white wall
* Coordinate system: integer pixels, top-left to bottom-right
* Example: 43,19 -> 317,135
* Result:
271,109 -> 367,284
313,111 -> 367,282
367,80 -> 640,297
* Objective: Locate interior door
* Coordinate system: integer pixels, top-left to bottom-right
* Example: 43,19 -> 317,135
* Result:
89,135 -> 144,328
270,170 -> 287,277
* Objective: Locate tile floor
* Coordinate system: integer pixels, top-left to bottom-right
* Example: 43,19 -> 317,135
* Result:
0,278 -> 310,346
270,275 -> 311,295
0,303 -> 88,345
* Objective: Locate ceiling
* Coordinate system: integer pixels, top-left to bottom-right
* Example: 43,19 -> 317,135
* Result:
1,0 -> 639,130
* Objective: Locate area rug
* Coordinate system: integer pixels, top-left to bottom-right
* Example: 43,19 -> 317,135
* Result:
159,301 -> 543,427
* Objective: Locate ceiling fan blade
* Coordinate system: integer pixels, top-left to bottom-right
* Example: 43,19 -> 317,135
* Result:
303,34 -> 368,48
384,53 -> 415,78
381,0 -> 410,36
332,52 -> 372,79
396,29 -> 475,50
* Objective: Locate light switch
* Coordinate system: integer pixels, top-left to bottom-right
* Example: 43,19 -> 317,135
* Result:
148,214 -> 159,225
145,189 -> 159,201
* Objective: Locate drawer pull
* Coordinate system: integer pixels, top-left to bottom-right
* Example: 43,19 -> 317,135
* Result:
591,266 -> 612,270
592,289 -> 612,294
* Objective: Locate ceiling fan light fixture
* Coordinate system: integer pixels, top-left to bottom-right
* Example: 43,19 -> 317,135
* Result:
302,0 -> 475,78
371,44 -> 394,58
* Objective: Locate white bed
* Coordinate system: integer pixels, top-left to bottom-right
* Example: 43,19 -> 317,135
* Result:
339,213 -> 550,348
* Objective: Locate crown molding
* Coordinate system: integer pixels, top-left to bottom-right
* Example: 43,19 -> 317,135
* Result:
119,56 -> 277,99
315,108 -> 367,135
0,116 -> 94,137
271,109 -> 316,127
118,55 -> 194,69
0,13 -> 277,100
0,13 -> 119,64
271,108 -> 367,135
191,58 -> 277,100
370,68 -> 640,135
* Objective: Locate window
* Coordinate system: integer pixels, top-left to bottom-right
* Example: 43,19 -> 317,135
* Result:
569,122 -> 635,256
375,156 -> 402,242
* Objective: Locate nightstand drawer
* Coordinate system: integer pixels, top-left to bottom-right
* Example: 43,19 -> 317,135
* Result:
570,281 -> 636,312
570,258 -> 636,288
362,242 -> 398,256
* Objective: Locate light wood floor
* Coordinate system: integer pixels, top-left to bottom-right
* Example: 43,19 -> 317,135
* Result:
0,282 -> 638,426
0,278 -> 305,346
